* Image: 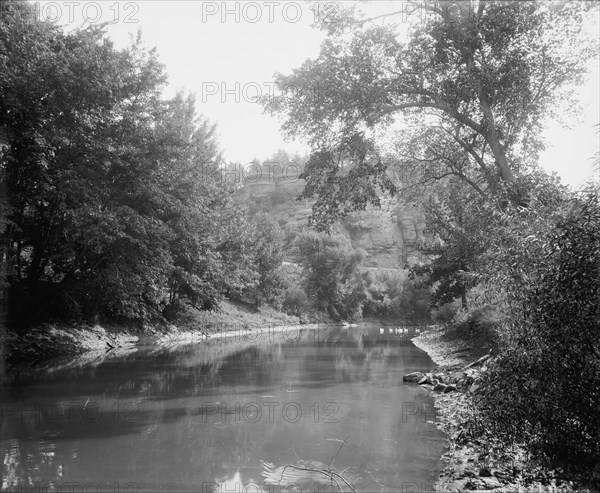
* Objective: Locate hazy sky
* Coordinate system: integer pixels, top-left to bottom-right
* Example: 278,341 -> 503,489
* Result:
36,1 -> 599,187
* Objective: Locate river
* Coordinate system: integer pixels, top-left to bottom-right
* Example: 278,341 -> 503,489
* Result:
1,325 -> 446,492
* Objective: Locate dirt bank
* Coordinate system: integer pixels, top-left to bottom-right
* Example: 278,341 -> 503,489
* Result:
0,300 -> 305,369
1,319 -> 329,374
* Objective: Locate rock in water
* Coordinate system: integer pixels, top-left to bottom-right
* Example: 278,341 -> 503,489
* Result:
434,383 -> 447,392
403,371 -> 425,383
433,373 -> 445,383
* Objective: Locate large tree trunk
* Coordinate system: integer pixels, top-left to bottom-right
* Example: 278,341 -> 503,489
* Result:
478,87 -> 514,185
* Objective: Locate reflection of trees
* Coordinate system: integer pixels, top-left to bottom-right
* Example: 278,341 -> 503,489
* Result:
296,326 -> 422,386
1,440 -> 73,491
1,325 -> 443,490
2,442 -> 23,490
8,326 -> 419,403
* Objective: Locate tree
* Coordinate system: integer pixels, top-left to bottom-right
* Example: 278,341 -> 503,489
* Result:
0,1 -> 247,328
262,1 -> 596,227
1,2 -> 172,324
294,230 -> 365,320
410,177 -> 485,310
247,213 -> 287,307
261,1 -> 596,311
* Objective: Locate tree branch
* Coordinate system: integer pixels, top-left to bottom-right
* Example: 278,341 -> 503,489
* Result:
447,131 -> 487,171
387,101 -> 484,135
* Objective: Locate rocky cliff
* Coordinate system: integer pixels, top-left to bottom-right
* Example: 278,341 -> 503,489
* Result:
339,197 -> 428,268
244,169 -> 428,269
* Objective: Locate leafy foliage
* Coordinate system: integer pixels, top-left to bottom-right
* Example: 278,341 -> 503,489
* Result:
361,269 -> 430,322
282,285 -> 312,318
0,1 -> 277,329
263,1 -> 596,228
294,230 -> 365,320
476,185 -> 600,478
261,0 -> 597,325
410,178 -> 488,309
243,213 -> 288,308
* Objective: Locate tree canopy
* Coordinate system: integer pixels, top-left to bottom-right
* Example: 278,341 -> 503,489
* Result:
262,0 -> 596,227
0,0 -> 285,328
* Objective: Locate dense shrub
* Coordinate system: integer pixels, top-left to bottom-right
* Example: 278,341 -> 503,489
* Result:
444,304 -> 502,352
431,301 -> 459,324
476,186 -> 600,480
361,270 -> 431,322
282,286 -> 312,317
294,230 -> 365,321
244,213 -> 288,307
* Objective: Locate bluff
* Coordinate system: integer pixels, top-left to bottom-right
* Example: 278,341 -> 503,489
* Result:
242,164 -> 428,269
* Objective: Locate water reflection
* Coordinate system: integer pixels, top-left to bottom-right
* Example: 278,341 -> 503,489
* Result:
1,325 -> 444,492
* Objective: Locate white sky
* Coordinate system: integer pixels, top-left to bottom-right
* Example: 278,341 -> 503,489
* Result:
35,0 -> 600,187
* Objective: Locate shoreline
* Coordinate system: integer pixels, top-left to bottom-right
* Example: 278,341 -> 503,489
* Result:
412,327 -> 598,493
155,322 -> 325,346
0,308 -> 400,371
1,321 -> 329,373
2,316 -> 374,375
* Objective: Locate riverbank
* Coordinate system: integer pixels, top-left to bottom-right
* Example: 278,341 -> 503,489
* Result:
1,298 -> 410,371
0,301 -> 304,370
412,326 -> 599,493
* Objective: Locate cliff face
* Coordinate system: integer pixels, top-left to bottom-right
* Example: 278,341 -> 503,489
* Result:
339,197 -> 427,268
244,170 -> 427,269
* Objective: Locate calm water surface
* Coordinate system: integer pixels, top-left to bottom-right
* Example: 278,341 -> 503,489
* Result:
1,325 -> 446,492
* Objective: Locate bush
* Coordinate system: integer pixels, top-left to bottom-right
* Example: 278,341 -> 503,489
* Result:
397,280 -> 431,322
431,301 -> 459,324
294,230 -> 365,321
477,186 -> 600,480
361,269 -> 431,322
282,286 -> 312,316
446,304 -> 502,350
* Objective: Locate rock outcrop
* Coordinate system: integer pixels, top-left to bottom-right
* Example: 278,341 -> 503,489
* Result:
244,169 -> 429,270
339,196 -> 428,268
